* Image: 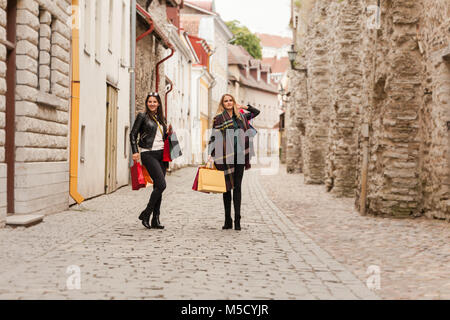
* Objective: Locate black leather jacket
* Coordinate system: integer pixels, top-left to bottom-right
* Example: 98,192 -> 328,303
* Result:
130,112 -> 168,154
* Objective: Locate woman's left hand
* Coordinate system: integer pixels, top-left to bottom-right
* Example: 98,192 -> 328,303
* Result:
237,104 -> 248,110
167,124 -> 173,135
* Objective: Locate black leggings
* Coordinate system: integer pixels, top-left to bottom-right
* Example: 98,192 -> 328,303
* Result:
223,164 -> 245,220
141,150 -> 167,215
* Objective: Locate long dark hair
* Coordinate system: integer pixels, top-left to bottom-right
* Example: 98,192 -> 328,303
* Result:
145,92 -> 167,127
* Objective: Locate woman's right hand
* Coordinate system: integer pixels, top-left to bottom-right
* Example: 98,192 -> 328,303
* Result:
132,153 -> 140,162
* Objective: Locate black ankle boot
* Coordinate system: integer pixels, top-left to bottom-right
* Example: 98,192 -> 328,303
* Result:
234,216 -> 241,230
151,213 -> 164,229
139,208 -> 152,229
222,215 -> 233,229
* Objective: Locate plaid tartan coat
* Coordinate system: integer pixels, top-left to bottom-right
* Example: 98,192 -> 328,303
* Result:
208,105 -> 260,191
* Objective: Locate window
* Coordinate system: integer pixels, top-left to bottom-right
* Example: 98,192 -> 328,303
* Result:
95,0 -> 102,62
121,1 -> 126,64
80,125 -> 86,163
108,0 -> 113,52
84,0 -> 91,53
50,17 -> 56,93
124,126 -> 129,158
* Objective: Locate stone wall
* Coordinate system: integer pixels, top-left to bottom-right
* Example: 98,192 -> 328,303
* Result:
295,0 -> 332,184
325,0 -> 362,197
135,1 -> 168,115
285,70 -> 304,173
288,0 -> 450,220
14,0 -> 71,215
417,0 -> 450,219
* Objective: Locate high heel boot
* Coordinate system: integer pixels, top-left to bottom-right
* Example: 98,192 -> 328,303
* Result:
151,212 -> 164,229
139,208 -> 152,229
222,213 -> 233,230
234,214 -> 241,231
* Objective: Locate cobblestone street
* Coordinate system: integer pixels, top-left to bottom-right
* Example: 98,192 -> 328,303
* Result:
0,166 -> 381,300
259,165 -> 450,300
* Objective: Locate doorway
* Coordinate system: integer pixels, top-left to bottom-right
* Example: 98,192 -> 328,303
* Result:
105,84 -> 118,194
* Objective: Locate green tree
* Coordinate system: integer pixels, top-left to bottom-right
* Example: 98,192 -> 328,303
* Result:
226,20 -> 262,60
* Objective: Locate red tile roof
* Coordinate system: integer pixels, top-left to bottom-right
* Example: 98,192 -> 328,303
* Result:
228,44 -> 278,94
228,44 -> 252,65
262,56 -> 290,74
185,1 -> 214,13
180,15 -> 201,36
257,33 -> 292,48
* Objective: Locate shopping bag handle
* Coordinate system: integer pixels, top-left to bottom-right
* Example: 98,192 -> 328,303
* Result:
205,159 -> 215,169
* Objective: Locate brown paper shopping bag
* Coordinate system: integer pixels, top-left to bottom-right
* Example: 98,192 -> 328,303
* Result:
197,165 -> 226,193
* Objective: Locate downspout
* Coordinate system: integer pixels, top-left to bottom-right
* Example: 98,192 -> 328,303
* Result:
155,47 -> 175,92
130,0 -> 137,168
69,0 -> 84,204
136,19 -> 153,42
136,3 -> 176,93
164,77 -> 173,118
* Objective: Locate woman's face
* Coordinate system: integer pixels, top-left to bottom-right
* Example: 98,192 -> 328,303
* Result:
147,96 -> 159,113
223,95 -> 234,110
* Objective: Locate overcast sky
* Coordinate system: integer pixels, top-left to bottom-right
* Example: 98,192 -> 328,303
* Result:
214,0 -> 292,38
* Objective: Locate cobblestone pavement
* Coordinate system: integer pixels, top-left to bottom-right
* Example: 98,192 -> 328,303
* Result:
259,165 -> 450,300
0,166 -> 379,300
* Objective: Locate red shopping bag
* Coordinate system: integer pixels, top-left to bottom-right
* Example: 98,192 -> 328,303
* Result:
163,137 -> 171,162
131,160 -> 146,190
192,166 -> 211,193
192,167 -> 199,191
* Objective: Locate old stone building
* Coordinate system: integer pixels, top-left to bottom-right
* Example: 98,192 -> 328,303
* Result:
288,0 -> 450,220
136,0 -> 181,111
1,0 -> 72,225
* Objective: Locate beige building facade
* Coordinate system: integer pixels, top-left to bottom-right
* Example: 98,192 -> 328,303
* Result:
1,0 -> 72,225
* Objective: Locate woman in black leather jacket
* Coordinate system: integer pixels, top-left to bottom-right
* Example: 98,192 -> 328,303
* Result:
130,92 -> 172,229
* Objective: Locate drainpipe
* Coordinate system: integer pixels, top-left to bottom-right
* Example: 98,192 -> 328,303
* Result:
136,18 -> 153,42
360,2 -> 380,215
360,123 -> 369,215
155,47 -> 175,92
69,0 -> 84,204
130,0 -> 137,168
165,77 -> 173,118
135,3 -> 176,93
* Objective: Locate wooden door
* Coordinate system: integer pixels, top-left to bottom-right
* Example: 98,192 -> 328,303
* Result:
105,84 -> 118,194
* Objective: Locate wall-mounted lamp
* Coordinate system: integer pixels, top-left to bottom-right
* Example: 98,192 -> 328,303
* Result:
288,44 -> 308,76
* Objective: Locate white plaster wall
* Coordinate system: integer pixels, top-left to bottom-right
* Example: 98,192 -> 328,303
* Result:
78,0 -> 130,199
165,40 -> 192,168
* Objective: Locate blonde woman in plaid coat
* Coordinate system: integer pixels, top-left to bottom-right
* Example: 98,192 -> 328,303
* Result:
207,94 -> 260,230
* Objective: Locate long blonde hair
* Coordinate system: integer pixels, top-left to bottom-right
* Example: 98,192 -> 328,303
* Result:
216,94 -> 244,120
